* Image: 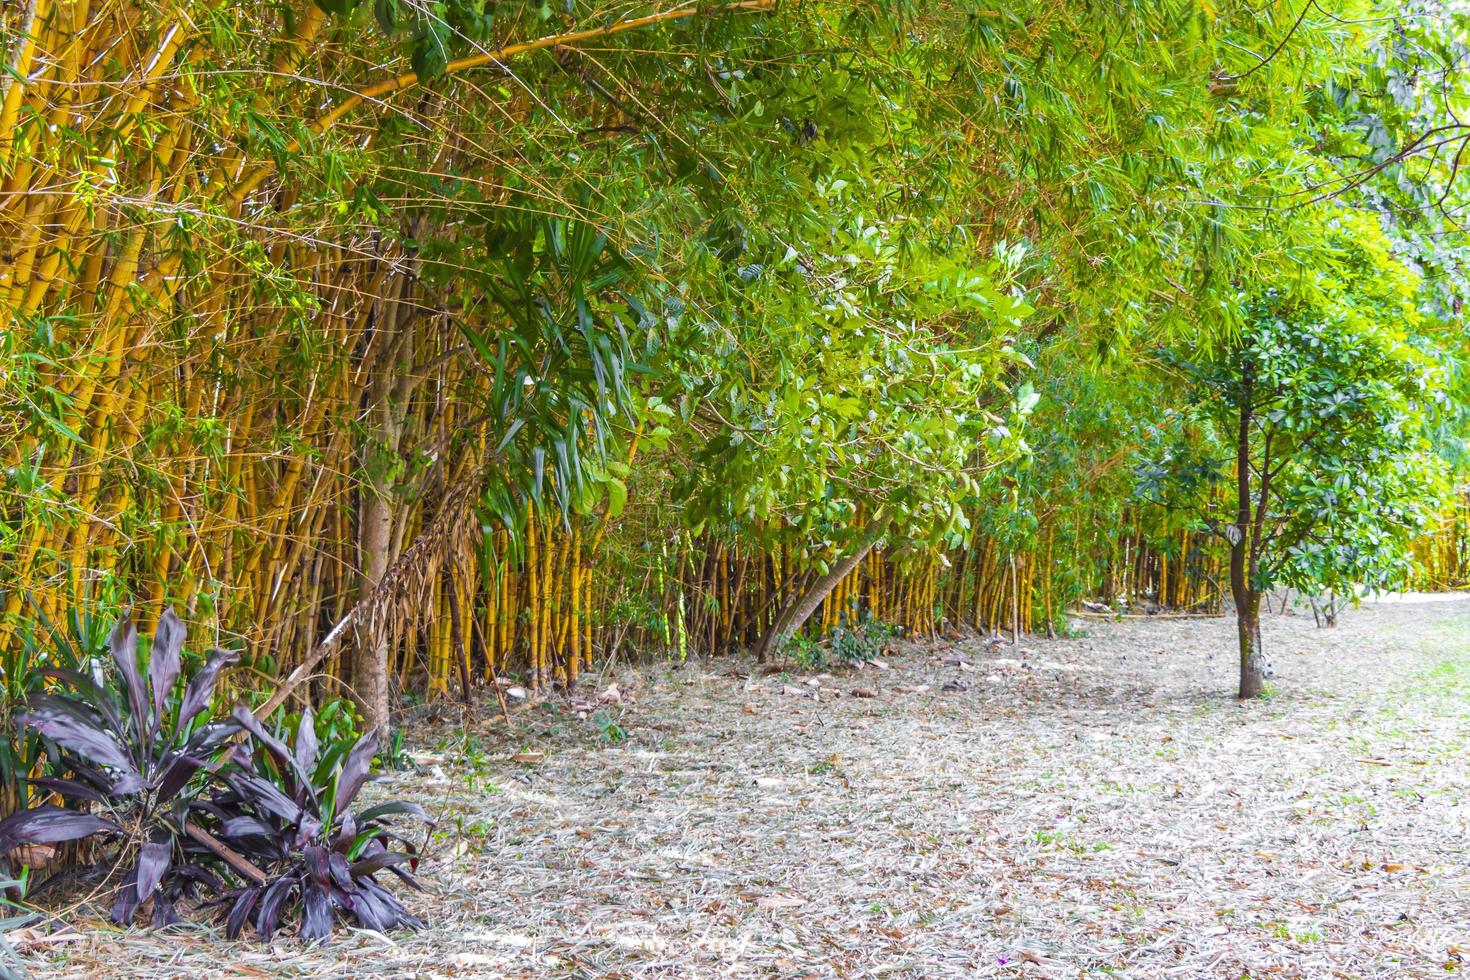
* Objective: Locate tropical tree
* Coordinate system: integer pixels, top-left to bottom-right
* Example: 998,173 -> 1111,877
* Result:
1144,212 -> 1447,697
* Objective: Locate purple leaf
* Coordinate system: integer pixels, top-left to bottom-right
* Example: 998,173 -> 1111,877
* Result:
0,805 -> 120,853
256,877 -> 297,941
182,719 -> 243,757
385,864 -> 425,892
303,845 -> 330,887
108,616 -> 148,745
299,884 -> 333,943
358,878 -> 422,929
225,888 -> 260,939
25,775 -> 107,806
327,852 -> 353,892
334,811 -> 356,851
227,773 -> 303,825
171,863 -> 224,897
178,648 -> 240,729
154,752 -> 204,804
110,866 -> 140,925
294,814 -> 322,850
18,700 -> 143,795
37,668 -> 123,732
348,851 -> 412,878
334,730 -> 379,815
136,840 -> 171,903
152,897 -> 182,928
149,609 -> 186,734
220,816 -> 276,839
231,706 -> 309,793
355,801 -> 433,826
345,884 -> 394,932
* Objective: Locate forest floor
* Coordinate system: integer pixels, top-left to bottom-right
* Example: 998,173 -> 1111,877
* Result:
25,595 -> 1470,978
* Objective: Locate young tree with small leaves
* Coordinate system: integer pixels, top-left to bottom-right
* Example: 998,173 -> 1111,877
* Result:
1146,213 -> 1447,698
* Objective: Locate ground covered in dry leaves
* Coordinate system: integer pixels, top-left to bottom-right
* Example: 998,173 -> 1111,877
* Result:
26,595 -> 1470,978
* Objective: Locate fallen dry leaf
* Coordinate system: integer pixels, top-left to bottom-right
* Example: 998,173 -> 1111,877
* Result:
7,927 -> 82,952
9,844 -> 55,867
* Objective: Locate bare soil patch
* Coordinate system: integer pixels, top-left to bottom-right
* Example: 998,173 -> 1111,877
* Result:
25,596 -> 1470,978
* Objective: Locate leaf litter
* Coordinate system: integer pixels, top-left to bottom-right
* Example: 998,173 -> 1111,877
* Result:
22,595 -> 1470,978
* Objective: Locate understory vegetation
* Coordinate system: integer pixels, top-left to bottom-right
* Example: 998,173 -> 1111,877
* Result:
1,0 -> 1469,958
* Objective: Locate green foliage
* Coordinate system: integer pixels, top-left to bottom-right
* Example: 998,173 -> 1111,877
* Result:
784,633 -> 825,672
0,604 -> 101,814
829,617 -> 901,667
672,225 -> 1038,566
1145,210 -> 1449,599
784,615 -> 900,670
592,709 -> 627,745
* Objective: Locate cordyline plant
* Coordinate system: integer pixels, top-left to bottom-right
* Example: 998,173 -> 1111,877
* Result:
0,611 -> 433,941
0,611 -> 241,925
201,708 -> 432,941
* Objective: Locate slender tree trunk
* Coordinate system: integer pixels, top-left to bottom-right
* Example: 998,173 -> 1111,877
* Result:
352,270 -> 417,730
355,486 -> 395,728
755,519 -> 888,660
1235,587 -> 1265,698
1231,359 -> 1267,700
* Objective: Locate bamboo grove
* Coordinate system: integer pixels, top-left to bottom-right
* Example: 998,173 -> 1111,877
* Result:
2,0 -> 1468,731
